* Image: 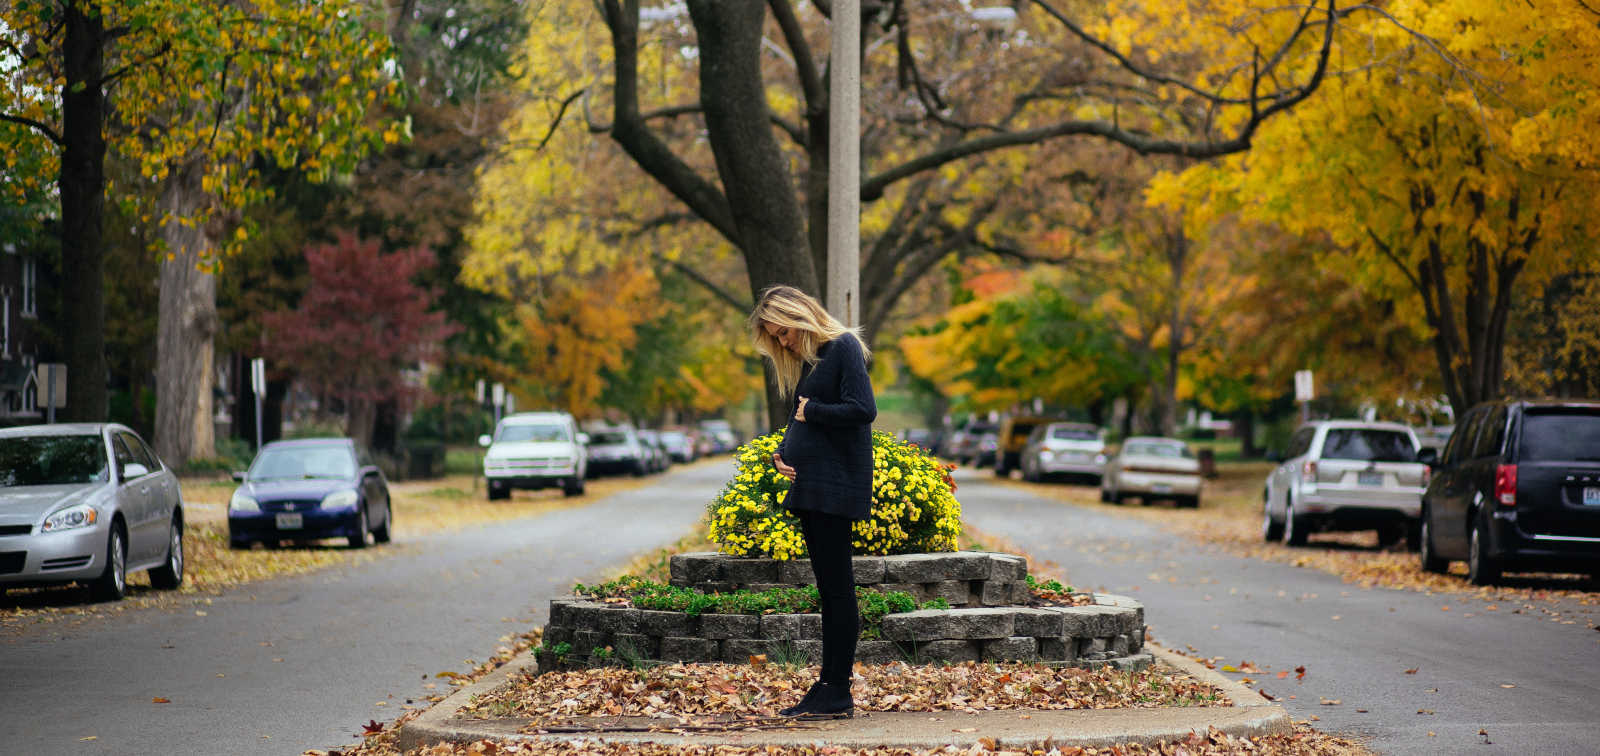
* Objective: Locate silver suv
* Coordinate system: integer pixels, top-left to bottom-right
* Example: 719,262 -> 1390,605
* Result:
1262,420 -> 1430,547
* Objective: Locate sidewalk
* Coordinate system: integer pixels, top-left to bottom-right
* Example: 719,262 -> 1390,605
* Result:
396,644 -> 1290,752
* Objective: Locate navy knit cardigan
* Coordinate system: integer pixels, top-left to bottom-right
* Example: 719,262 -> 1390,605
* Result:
776,333 -> 877,520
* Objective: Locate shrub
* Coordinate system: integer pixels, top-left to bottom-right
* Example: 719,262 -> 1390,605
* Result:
572,577 -> 949,639
707,430 -> 961,559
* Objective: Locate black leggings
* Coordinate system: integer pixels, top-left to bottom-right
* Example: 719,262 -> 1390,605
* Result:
796,509 -> 858,685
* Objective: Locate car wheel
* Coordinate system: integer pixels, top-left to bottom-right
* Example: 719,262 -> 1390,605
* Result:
148,517 -> 185,590
1183,495 -> 1201,509
1404,520 -> 1422,552
90,525 -> 128,602
1418,514 -> 1447,573
563,476 -> 585,497
347,506 -> 369,549
229,538 -> 251,550
1467,514 -> 1501,585
487,480 -> 510,501
1283,497 -> 1308,546
1099,486 -> 1112,503
633,460 -> 647,477
1262,493 -> 1284,542
372,500 -> 392,544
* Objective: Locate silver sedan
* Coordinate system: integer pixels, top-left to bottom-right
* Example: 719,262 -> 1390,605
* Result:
0,423 -> 185,601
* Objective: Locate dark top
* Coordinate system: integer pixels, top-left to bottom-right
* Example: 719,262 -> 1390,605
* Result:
776,333 -> 877,520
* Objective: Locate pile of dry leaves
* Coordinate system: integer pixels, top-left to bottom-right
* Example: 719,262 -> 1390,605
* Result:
310,722 -> 1369,756
459,660 -> 1229,724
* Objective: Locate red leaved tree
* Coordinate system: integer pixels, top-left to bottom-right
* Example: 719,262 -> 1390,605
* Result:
262,233 -> 457,449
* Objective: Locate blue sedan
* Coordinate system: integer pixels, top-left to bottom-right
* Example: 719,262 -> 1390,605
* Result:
228,438 -> 391,549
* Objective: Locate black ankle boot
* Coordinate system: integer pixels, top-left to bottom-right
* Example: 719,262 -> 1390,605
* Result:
779,680 -> 853,718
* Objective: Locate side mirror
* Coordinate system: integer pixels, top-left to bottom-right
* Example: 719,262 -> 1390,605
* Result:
231,470 -> 247,482
576,432 -> 590,445
121,462 -> 149,480
477,434 -> 492,448
1418,448 -> 1439,467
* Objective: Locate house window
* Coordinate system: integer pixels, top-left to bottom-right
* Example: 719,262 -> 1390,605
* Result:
21,258 -> 36,318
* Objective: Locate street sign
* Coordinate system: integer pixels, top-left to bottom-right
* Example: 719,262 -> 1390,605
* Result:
491,382 -> 505,406
35,363 -> 66,408
1294,370 -> 1314,402
251,358 -> 266,396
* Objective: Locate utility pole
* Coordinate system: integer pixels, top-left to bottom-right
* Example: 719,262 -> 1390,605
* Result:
826,0 -> 860,327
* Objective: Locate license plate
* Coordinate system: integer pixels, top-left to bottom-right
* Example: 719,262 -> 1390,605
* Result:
1358,471 -> 1384,486
1584,487 -> 1600,506
275,513 -> 303,530
1151,483 -> 1173,494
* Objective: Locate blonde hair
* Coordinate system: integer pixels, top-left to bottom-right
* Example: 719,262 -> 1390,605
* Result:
748,285 -> 870,399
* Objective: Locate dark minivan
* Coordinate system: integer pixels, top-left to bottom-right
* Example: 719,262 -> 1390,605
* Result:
1419,399 -> 1600,584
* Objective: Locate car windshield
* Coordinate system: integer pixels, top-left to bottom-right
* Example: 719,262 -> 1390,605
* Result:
591,431 -> 631,445
0,435 -> 108,487
498,424 -> 568,443
1520,410 -> 1600,462
1320,429 -> 1417,462
250,446 -> 356,480
661,432 -> 688,444
1125,441 -> 1191,458
1051,427 -> 1099,441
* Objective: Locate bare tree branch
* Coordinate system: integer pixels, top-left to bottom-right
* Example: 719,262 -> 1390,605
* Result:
653,253 -> 752,313
767,0 -> 824,129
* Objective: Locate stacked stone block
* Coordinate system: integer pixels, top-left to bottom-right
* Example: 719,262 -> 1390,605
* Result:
536,553 -> 1151,673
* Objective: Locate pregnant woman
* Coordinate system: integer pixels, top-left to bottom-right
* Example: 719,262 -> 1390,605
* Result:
747,285 -> 876,719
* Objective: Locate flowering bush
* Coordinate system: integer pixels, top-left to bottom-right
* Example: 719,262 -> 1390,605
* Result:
707,430 -> 961,559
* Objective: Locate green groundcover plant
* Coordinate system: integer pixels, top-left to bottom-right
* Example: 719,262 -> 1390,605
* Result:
573,576 -> 951,640
708,430 -> 961,559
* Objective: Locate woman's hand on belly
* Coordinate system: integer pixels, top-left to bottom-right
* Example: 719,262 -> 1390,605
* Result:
772,453 -> 797,480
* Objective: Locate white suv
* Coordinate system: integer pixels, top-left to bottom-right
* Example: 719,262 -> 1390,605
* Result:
478,412 -> 588,500
1262,420 -> 1430,548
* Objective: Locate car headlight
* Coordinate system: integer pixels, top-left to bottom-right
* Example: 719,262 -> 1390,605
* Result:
42,503 -> 98,533
321,489 -> 359,510
229,490 -> 260,513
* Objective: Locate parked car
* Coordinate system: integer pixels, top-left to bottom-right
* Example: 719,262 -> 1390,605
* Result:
635,429 -> 670,473
658,430 -> 697,463
586,425 -> 652,477
1419,399 -> 1600,585
229,438 -> 391,550
479,412 -> 588,499
1019,422 -> 1106,483
897,428 -> 941,453
1262,420 -> 1430,548
948,420 -> 998,465
974,430 -> 1000,468
698,419 -> 739,454
0,423 -> 185,601
1100,436 -> 1202,507
993,416 -> 1059,477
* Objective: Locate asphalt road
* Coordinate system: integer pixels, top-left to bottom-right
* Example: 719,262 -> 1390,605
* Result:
956,469 -> 1600,756
0,460 -> 729,755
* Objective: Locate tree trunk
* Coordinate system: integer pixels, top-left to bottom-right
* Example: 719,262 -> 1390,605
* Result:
346,397 -> 377,451
1159,230 -> 1188,437
154,160 -> 218,467
1236,410 -> 1259,458
59,1 -> 109,422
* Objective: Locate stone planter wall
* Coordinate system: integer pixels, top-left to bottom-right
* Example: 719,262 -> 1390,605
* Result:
536,552 -> 1151,673
668,551 -> 1031,608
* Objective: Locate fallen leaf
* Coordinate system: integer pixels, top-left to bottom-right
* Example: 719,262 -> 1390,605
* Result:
1404,668 -> 1418,675
954,727 -> 977,733
1417,709 -> 1435,715
152,697 -> 170,704
1500,684 -> 1516,689
1479,728 -> 1493,744
361,719 -> 383,736
748,654 -> 768,668
1276,671 -> 1290,679
1356,709 -> 1369,713
1295,665 -> 1307,681
1319,698 -> 1341,706
79,737 -> 97,742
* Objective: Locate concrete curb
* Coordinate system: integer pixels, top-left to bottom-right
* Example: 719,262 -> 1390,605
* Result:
398,642 -> 1292,752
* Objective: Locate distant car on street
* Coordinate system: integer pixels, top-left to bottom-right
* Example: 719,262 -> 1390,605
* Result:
1018,421 -> 1105,482
635,429 -> 670,473
479,412 -> 588,499
229,438 -> 392,550
0,423 -> 185,601
897,428 -> 941,453
947,420 -> 998,465
993,416 -> 1059,477
658,430 -> 697,463
1100,436 -> 1202,507
586,426 -> 652,477
1262,420 -> 1430,548
698,419 -> 739,454
1419,399 -> 1600,585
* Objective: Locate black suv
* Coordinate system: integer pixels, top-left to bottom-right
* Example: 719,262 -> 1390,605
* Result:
1419,399 -> 1600,584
